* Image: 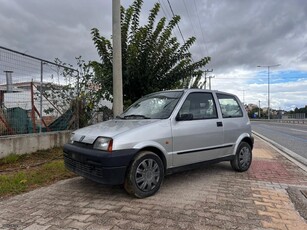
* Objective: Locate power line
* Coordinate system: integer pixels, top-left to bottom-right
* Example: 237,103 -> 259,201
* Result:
158,0 -> 170,19
182,0 -> 197,38
192,0 -> 213,69
158,0 -> 179,39
166,0 -> 185,44
193,0 -> 209,53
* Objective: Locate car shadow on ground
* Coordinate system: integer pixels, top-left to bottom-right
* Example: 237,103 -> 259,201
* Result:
66,161 -> 236,199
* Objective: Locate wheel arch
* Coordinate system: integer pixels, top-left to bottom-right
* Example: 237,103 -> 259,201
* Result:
233,133 -> 254,155
124,146 -> 167,180
137,147 -> 167,172
241,136 -> 254,150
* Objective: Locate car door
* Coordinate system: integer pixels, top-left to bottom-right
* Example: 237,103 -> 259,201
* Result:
216,93 -> 248,153
171,92 -> 225,167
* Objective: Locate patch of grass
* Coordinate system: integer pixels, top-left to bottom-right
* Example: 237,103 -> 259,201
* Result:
0,172 -> 27,196
0,149 -> 75,200
0,154 -> 21,164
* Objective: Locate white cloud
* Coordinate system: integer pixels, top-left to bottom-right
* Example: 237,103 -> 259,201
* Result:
1,0 -> 307,110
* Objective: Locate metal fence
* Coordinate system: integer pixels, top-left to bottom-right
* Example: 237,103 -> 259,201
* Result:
0,46 -> 80,136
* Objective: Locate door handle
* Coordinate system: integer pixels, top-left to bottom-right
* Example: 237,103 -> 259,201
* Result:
217,121 -> 223,127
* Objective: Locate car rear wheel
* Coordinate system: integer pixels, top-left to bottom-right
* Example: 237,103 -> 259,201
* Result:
124,151 -> 164,198
231,142 -> 252,172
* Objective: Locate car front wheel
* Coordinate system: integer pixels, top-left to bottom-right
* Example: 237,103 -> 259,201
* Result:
124,151 -> 164,198
231,142 -> 252,172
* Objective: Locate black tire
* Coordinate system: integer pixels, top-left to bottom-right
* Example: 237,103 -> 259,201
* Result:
124,151 -> 164,198
231,142 -> 252,172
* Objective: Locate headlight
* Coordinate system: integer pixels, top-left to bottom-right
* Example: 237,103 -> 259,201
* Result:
93,137 -> 113,152
69,133 -> 75,144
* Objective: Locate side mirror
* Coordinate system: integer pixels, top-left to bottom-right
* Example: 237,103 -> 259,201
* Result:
176,113 -> 193,121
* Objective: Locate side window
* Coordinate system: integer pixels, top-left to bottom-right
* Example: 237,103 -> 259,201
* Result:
217,93 -> 243,118
178,92 -> 217,120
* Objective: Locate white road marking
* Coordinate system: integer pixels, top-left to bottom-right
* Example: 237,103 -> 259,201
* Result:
290,128 -> 307,133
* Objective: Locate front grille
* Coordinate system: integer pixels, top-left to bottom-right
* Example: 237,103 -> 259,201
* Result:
72,141 -> 94,149
64,155 -> 103,177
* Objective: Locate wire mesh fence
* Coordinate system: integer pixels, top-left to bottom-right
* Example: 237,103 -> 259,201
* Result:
0,46 -> 80,136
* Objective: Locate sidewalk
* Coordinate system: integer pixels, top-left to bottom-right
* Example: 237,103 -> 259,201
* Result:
0,136 -> 307,230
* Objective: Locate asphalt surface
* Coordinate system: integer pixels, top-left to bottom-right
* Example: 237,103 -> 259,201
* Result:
1,136 -> 307,230
251,120 -> 307,160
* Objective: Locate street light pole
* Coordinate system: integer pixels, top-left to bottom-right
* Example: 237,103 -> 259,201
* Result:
257,64 -> 280,120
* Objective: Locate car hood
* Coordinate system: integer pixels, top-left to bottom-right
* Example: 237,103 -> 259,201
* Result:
72,119 -> 160,144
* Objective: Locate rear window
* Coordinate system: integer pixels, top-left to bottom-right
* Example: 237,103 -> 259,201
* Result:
217,93 -> 243,118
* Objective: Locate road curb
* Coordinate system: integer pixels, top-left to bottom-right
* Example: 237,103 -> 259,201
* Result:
253,131 -> 307,172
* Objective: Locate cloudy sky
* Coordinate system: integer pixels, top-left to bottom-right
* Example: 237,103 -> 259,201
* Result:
1,0 -> 307,111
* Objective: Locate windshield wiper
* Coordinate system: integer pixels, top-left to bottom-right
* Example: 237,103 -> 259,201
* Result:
123,114 -> 151,119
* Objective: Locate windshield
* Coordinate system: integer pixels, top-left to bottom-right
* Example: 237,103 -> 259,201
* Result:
119,91 -> 183,119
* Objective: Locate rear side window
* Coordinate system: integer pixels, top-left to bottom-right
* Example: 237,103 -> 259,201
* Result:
217,93 -> 243,118
178,92 -> 217,120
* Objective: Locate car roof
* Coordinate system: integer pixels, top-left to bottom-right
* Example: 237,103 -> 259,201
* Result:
166,88 -> 233,95
146,89 -> 238,99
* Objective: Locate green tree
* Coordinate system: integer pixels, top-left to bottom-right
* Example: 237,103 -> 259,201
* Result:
91,0 -> 210,106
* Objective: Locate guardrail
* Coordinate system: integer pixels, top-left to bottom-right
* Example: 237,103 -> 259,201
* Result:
252,119 -> 307,124
275,119 -> 307,124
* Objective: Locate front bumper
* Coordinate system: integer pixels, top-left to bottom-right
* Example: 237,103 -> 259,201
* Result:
63,143 -> 138,185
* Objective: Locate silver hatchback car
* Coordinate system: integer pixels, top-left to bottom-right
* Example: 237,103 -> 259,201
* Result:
64,89 -> 253,198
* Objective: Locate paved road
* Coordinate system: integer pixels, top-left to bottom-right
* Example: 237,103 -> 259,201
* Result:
1,137 -> 307,230
251,121 -> 307,160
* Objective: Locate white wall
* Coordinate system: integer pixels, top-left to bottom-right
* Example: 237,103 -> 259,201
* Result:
0,131 -> 70,158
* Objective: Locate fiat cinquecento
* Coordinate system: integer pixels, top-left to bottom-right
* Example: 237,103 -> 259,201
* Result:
64,89 -> 253,198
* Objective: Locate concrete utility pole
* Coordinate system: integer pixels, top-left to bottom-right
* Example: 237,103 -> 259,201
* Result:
112,0 -> 123,117
203,69 -> 213,89
208,76 -> 215,90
